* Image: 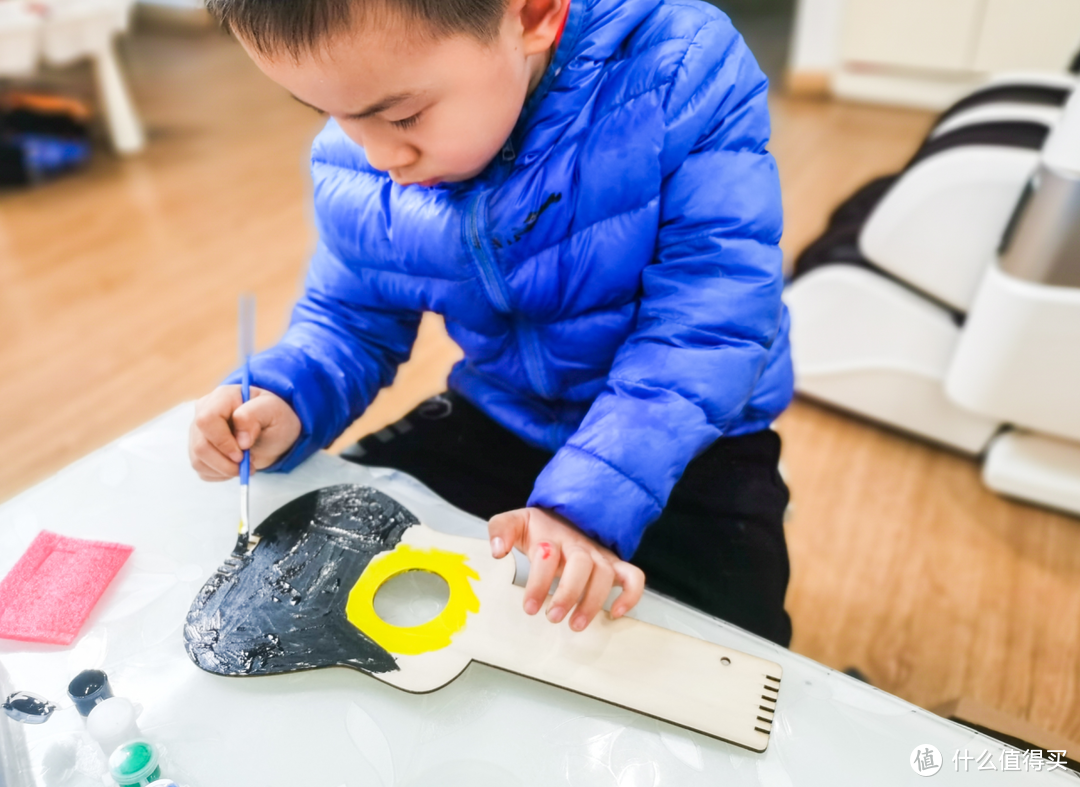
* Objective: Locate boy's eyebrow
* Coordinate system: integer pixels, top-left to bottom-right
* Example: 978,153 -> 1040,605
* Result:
290,92 -> 417,119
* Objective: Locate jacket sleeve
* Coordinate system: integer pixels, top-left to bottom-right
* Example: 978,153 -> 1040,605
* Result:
527,19 -> 785,559
224,239 -> 421,472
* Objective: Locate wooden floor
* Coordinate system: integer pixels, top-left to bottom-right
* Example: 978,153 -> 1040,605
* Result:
3,29 -> 1079,742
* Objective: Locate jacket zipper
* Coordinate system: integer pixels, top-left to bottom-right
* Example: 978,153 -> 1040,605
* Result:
464,193 -> 556,399
518,320 -> 556,400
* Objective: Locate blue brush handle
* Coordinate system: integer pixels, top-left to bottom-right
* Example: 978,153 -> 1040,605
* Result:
240,354 -> 251,486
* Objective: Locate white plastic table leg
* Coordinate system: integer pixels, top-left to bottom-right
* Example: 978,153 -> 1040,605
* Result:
92,40 -> 145,155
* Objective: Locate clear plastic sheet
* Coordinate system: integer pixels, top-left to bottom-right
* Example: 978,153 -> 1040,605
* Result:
0,404 -> 1073,786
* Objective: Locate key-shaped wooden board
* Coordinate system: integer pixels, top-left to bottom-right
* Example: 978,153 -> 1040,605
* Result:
185,485 -> 782,751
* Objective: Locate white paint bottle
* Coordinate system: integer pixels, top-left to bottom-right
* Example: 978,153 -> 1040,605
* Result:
87,697 -> 142,757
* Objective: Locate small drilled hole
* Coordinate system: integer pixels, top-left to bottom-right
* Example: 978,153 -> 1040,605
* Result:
720,657 -> 731,666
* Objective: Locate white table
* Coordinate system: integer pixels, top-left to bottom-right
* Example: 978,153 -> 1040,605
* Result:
0,404 -> 1071,786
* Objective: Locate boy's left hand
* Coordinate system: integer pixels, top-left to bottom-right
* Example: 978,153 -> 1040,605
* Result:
489,507 -> 645,631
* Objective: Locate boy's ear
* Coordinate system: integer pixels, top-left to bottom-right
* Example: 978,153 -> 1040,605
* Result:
515,0 -> 567,56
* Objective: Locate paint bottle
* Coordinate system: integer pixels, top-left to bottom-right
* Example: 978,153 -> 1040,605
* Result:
87,697 -> 142,756
67,669 -> 114,717
1,691 -> 56,724
108,740 -> 162,787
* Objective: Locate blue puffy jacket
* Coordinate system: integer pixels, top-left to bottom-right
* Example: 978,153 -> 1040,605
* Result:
233,0 -> 792,559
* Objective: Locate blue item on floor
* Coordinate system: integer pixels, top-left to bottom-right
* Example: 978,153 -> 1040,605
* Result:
1,92 -> 93,185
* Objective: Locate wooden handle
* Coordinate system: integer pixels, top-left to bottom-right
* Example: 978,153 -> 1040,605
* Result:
365,525 -> 782,751
461,585 -> 781,751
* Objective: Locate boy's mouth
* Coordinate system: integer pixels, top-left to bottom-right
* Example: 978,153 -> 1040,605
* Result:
393,171 -> 442,188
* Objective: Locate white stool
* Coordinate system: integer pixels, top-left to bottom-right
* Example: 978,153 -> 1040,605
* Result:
0,0 -> 145,155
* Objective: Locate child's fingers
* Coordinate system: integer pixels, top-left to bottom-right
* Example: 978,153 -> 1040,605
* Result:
488,509 -> 527,559
547,549 -> 593,624
194,398 -> 243,463
610,561 -> 646,618
570,560 -> 616,631
188,427 -> 239,480
522,539 -> 561,617
192,455 -> 234,481
194,440 -> 238,479
232,395 -> 279,451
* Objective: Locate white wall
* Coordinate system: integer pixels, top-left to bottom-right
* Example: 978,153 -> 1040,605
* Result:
788,0 -> 845,73
788,0 -> 1079,107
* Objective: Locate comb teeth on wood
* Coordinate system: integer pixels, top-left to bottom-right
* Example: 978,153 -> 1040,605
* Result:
755,674 -> 781,735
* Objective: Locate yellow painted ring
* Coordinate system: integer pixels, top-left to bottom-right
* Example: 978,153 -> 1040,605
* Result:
345,544 -> 480,656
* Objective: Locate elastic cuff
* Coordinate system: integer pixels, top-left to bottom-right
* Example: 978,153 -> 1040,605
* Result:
528,445 -> 662,559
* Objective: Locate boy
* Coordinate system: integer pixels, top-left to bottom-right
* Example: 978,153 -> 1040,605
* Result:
189,0 -> 793,645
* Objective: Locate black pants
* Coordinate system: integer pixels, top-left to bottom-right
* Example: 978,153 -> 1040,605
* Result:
344,392 -> 792,646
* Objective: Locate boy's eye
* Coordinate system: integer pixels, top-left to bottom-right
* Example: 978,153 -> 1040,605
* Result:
390,113 -> 421,130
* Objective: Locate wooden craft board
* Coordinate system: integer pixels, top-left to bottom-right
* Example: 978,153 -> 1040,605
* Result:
185,485 -> 782,752
378,524 -> 783,751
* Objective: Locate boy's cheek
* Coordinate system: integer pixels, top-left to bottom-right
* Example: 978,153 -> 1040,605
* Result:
433,103 -> 521,178
432,130 -> 500,177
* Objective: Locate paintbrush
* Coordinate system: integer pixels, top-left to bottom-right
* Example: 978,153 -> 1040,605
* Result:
234,293 -> 256,556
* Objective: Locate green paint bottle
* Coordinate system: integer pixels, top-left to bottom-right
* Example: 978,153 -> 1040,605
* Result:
108,740 -> 162,787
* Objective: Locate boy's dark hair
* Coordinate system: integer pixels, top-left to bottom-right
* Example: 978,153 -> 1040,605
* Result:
207,0 -> 508,57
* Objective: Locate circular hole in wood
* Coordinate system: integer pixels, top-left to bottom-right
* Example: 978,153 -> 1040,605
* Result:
373,570 -> 450,628
720,657 -> 731,666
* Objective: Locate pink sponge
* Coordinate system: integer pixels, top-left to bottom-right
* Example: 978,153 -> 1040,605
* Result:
0,531 -> 133,645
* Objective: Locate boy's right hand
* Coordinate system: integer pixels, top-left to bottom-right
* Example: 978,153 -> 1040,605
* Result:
189,385 -> 301,481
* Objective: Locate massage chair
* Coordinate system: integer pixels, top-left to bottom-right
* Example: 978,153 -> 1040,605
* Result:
785,66 -> 1080,515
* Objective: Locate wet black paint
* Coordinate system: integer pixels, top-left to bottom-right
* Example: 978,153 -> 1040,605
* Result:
2,691 -> 56,724
184,485 -> 417,677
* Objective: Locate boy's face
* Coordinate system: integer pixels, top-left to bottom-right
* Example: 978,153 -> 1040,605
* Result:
242,0 -> 561,187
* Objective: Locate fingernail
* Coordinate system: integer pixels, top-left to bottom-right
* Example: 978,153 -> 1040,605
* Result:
524,599 -> 540,615
236,431 -> 250,450
547,605 -> 564,622
571,615 -> 586,631
491,537 -> 505,557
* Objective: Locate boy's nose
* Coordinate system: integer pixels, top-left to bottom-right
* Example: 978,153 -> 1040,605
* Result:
362,139 -> 420,174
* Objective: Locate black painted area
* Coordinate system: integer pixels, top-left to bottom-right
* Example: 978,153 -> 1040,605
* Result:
184,485 -> 417,677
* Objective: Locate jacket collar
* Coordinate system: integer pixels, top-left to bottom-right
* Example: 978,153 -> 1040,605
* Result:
511,0 -> 662,153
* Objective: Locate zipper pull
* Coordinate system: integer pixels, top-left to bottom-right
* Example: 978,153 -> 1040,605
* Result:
501,140 -> 516,162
